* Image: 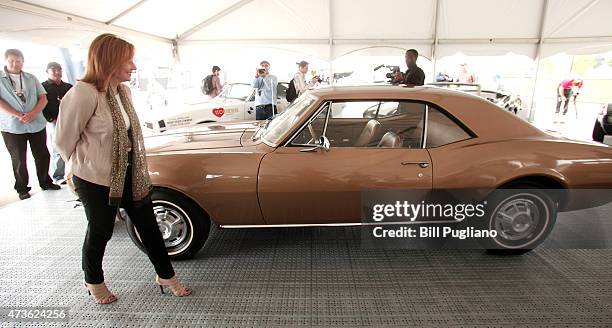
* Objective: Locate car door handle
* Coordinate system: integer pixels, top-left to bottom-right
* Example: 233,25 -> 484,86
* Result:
401,161 -> 429,168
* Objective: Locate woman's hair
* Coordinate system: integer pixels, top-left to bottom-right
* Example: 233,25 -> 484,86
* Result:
81,33 -> 134,92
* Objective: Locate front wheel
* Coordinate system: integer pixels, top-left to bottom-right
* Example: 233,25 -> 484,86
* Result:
126,188 -> 210,260
482,187 -> 557,255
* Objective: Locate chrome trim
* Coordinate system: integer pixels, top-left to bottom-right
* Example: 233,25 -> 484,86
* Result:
422,104 -> 429,148
220,220 -> 459,229
401,161 -> 430,166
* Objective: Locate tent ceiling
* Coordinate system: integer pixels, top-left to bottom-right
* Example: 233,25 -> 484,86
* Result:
1,0 -> 611,60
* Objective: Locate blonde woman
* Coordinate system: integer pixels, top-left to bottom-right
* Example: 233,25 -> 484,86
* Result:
55,34 -> 191,304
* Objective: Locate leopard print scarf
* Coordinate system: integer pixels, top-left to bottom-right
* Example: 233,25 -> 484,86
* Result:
106,85 -> 152,206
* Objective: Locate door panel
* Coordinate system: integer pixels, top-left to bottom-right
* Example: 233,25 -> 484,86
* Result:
258,147 -> 432,224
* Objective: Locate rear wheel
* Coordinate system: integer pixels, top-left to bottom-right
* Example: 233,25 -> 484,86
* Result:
126,188 -> 210,260
482,185 -> 557,255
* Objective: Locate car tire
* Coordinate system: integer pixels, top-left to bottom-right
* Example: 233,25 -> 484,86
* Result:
593,120 -> 605,142
126,188 -> 210,260
481,184 -> 557,255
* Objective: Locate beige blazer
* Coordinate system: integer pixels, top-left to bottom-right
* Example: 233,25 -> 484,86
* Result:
54,81 -> 133,187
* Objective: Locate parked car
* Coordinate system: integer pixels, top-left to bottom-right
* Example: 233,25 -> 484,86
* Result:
142,82 -> 289,133
592,103 -> 612,144
128,85 -> 612,259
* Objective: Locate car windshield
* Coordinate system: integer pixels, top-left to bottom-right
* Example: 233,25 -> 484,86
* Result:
261,93 -> 317,146
218,84 -> 253,101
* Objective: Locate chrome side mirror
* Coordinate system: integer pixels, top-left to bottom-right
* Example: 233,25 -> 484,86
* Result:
300,136 -> 331,152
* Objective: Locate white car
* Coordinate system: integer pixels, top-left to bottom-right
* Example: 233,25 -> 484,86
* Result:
143,82 -> 289,133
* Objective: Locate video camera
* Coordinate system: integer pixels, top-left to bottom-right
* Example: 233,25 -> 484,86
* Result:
374,65 -> 401,83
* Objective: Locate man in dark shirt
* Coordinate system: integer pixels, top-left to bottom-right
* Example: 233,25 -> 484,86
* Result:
393,49 -> 425,86
42,62 -> 72,184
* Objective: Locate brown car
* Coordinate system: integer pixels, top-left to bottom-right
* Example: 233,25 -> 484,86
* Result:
127,85 -> 612,259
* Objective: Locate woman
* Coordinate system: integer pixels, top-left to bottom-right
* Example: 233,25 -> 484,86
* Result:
55,34 -> 191,304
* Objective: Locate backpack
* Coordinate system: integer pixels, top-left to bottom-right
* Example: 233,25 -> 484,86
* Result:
286,78 -> 298,102
201,75 -> 213,95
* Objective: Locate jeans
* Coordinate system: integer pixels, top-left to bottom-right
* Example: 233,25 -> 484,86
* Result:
73,170 -> 175,284
1,128 -> 53,194
47,122 -> 65,181
555,89 -> 572,115
256,104 -> 275,120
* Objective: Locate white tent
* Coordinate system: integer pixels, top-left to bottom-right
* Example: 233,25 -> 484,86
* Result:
1,0 -> 612,63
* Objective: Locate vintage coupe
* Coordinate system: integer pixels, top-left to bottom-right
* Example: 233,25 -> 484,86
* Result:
128,85 -> 612,259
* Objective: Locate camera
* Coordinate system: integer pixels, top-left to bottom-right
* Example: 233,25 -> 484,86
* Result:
374,65 -> 401,83
384,66 -> 400,79
257,68 -> 266,75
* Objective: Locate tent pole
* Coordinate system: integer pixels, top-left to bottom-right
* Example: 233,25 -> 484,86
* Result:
528,0 -> 549,123
431,0 -> 440,81
329,0 -> 333,85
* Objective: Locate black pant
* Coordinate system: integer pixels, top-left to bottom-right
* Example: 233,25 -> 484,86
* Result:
555,89 -> 572,115
256,104 -> 275,120
1,129 -> 53,194
73,170 -> 174,284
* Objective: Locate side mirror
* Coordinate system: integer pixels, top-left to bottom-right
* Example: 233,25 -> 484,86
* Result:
300,136 -> 331,153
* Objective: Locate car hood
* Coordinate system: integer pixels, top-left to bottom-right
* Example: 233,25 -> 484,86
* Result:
145,121 -> 261,153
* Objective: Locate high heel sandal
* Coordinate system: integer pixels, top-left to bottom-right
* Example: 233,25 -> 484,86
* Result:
155,275 -> 192,297
84,282 -> 117,304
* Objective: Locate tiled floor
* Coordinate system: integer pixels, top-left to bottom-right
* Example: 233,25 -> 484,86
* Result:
1,189 -> 612,327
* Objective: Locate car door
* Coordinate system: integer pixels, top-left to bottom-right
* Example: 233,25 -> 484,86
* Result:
257,100 -> 433,225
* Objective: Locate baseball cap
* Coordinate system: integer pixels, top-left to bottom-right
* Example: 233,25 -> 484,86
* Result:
296,60 -> 309,67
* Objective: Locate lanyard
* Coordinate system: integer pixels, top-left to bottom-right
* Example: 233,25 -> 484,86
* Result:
4,67 -> 23,92
4,67 -> 26,103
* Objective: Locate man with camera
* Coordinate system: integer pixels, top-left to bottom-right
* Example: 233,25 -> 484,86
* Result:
252,60 -> 278,120
392,49 -> 425,86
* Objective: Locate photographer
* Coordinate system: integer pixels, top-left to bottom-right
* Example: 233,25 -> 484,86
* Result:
251,60 -> 278,120
392,49 -> 425,86
293,61 -> 319,97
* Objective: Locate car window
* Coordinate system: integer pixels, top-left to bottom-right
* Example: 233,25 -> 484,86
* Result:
262,94 -> 317,145
277,83 -> 288,100
426,107 -> 472,147
290,103 -> 329,146
331,101 -> 379,119
220,84 -> 253,101
321,100 -> 425,148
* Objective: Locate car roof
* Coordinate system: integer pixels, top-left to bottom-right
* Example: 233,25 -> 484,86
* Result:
307,85 -> 548,140
309,84 -> 471,99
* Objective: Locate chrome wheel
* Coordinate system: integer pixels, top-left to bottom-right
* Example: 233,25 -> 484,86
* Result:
153,202 -> 190,249
494,198 -> 540,241
489,192 -> 551,249
132,200 -> 195,256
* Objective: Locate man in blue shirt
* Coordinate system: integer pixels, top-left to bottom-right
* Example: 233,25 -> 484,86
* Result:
0,49 -> 60,200
251,60 -> 278,120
